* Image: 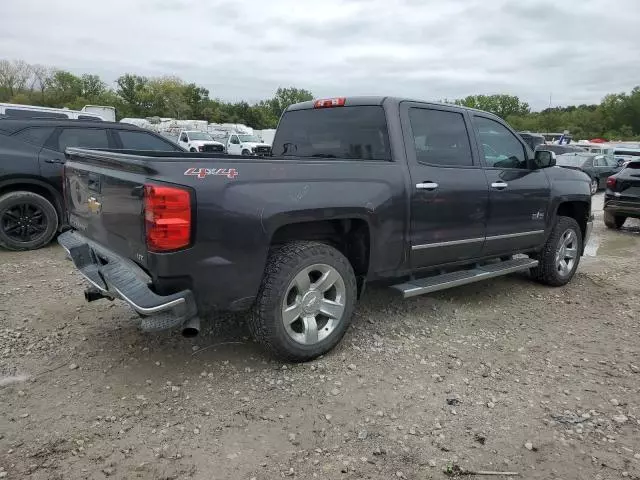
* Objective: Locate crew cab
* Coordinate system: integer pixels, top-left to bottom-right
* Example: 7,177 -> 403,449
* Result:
225,133 -> 271,156
58,96 -> 593,361
177,130 -> 225,153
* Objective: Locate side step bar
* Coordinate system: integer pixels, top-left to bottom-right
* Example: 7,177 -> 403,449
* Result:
391,258 -> 539,298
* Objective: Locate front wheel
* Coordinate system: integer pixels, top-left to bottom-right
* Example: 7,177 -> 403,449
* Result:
0,191 -> 59,251
590,178 -> 598,195
531,216 -> 582,287
248,241 -> 357,362
241,149 -> 251,156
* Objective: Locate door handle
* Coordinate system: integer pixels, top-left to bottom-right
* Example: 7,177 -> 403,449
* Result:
416,182 -> 439,190
44,158 -> 65,164
491,181 -> 508,189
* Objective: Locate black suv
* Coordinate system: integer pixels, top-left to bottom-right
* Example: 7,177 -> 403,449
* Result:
0,119 -> 184,251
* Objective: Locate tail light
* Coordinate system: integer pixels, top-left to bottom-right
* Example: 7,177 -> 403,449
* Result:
314,97 -> 346,108
606,176 -> 616,189
144,184 -> 191,252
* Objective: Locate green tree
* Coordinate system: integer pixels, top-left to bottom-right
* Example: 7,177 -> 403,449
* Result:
454,94 -> 530,119
267,87 -> 313,120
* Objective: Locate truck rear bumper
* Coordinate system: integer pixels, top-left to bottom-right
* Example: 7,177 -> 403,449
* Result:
58,231 -> 197,323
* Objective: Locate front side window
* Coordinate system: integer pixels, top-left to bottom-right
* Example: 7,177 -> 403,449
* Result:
474,116 -> 527,169
57,128 -> 109,152
230,135 -> 240,145
272,106 -> 391,161
408,108 -> 473,167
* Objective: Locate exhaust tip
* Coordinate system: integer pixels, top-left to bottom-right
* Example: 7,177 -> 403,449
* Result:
181,317 -> 201,337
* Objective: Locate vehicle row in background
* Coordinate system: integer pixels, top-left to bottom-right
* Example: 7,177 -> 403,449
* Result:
0,102 -> 115,122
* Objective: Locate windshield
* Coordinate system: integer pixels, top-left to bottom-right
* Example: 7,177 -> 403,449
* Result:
272,106 -> 391,160
556,154 -> 589,167
187,131 -> 213,141
238,135 -> 261,143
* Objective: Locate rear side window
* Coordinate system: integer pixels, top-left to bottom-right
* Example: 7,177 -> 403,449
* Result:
473,116 -> 527,169
408,108 -> 473,167
116,130 -> 182,151
5,108 -> 68,119
12,127 -> 56,147
57,128 -> 110,152
272,106 -> 391,161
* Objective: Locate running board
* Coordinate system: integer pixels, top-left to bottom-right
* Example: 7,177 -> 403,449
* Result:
391,258 -> 539,298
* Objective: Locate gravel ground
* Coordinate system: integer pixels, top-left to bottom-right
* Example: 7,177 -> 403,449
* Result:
1,194 -> 639,480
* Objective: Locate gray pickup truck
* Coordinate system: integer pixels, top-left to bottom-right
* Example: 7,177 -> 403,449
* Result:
58,96 -> 593,361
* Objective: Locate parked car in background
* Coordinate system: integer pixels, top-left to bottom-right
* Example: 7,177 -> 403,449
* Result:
59,96 -> 592,361
604,160 -> 640,229
0,118 -> 185,251
536,144 -> 585,156
612,146 -> 640,167
556,152 -> 621,194
225,133 -> 271,156
518,132 -> 546,151
0,102 -> 104,121
177,130 -> 225,153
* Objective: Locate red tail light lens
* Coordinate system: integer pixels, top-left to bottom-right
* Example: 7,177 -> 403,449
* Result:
314,97 -> 346,108
144,185 -> 191,252
606,176 -> 616,189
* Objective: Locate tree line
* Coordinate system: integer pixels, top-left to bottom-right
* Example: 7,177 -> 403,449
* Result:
1,59 -> 639,139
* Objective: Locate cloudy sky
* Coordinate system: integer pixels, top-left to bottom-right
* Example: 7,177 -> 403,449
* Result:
3,0 -> 639,109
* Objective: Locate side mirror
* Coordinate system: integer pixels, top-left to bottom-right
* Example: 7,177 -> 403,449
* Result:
534,150 -> 556,169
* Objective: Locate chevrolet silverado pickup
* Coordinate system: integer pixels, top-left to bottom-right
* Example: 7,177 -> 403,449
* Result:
58,96 -> 593,362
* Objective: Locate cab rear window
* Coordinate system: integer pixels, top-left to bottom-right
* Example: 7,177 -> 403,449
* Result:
272,106 -> 391,161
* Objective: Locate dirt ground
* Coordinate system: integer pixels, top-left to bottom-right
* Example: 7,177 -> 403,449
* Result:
1,193 -> 639,480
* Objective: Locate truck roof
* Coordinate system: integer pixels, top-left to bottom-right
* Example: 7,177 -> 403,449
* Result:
286,96 -> 502,118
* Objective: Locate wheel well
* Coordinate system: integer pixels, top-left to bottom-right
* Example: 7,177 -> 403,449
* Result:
557,201 -> 589,239
270,219 -> 371,277
0,182 -> 62,217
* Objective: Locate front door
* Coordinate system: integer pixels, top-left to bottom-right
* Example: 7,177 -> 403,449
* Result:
401,103 -> 489,268
227,135 -> 241,155
470,114 -> 550,256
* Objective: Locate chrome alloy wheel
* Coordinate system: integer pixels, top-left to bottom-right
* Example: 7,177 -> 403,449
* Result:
555,229 -> 578,277
282,263 -> 346,345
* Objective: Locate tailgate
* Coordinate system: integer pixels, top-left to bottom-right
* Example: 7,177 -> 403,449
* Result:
64,149 -> 151,265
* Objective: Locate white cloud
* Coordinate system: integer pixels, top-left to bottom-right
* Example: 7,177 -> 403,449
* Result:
3,0 -> 639,108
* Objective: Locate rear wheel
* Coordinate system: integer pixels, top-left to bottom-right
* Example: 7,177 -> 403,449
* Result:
590,178 -> 598,195
531,216 -> 582,287
0,191 -> 58,251
248,241 -> 357,362
604,211 -> 626,229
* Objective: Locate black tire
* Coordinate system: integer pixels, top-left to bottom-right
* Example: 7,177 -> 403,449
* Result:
531,216 -> 582,287
0,191 -> 59,251
189,148 -> 197,152
248,241 -> 357,362
241,149 -> 251,156
604,211 -> 626,229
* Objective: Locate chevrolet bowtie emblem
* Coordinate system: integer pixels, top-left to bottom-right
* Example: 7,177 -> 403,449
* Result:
87,196 -> 102,214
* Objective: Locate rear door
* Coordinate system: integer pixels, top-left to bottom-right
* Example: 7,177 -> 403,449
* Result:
39,126 -> 113,193
471,114 -> 550,256
401,103 -> 489,268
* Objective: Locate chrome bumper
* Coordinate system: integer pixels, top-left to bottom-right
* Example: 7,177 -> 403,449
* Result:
58,231 -> 196,319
